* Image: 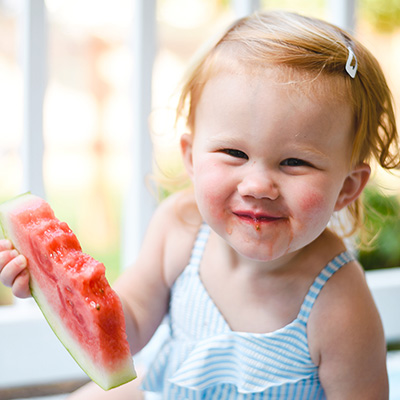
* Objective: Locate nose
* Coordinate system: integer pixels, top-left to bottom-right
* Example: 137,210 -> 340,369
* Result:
237,168 -> 279,200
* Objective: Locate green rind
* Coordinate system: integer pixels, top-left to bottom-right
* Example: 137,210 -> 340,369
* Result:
30,278 -> 136,390
0,193 -> 136,390
0,192 -> 34,244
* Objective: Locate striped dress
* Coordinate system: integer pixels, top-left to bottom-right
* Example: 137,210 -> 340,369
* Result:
141,224 -> 355,399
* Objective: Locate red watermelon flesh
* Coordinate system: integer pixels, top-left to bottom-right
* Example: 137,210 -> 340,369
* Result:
0,193 -> 136,390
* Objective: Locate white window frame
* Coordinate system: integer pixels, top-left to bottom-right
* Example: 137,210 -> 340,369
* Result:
20,0 -> 46,199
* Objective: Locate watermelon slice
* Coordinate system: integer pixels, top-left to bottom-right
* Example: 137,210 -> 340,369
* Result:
0,193 -> 136,390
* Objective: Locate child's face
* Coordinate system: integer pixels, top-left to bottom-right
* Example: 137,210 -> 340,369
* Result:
181,69 -> 369,262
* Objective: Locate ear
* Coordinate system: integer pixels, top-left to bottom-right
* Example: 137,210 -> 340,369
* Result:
334,163 -> 371,211
180,133 -> 194,179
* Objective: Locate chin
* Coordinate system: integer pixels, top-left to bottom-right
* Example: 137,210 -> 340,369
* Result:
229,236 -> 292,263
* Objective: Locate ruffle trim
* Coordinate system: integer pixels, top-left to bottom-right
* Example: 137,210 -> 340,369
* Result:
142,330 -> 319,395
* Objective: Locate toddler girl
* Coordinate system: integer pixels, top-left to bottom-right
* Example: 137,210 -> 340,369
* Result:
1,10 -> 399,400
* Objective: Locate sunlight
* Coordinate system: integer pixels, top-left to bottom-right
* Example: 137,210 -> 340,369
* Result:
45,0 -> 133,29
158,0 -> 218,29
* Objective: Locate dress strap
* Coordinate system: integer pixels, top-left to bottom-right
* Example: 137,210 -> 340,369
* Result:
187,223 -> 211,270
298,251 -> 356,323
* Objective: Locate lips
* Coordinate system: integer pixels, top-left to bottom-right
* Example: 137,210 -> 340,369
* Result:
233,210 -> 284,224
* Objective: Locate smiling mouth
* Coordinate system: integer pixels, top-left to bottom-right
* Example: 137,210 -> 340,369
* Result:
233,212 -> 284,230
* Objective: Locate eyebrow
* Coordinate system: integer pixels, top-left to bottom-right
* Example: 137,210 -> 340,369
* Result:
289,145 -> 329,160
208,134 -> 327,155
206,135 -> 245,148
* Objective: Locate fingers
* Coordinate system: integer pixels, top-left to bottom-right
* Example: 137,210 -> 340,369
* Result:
0,240 -> 30,298
12,268 -> 31,298
0,253 -> 28,287
0,239 -> 15,273
0,249 -> 20,273
0,239 -> 13,251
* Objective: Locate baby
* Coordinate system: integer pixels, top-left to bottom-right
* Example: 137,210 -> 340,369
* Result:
1,10 -> 399,400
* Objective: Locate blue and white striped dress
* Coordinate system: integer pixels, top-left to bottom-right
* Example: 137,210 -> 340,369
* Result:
141,224 -> 355,399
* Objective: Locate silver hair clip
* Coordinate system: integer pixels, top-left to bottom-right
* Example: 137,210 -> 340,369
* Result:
345,46 -> 358,78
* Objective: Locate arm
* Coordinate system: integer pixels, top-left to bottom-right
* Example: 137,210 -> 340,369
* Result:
113,191 -> 200,354
308,261 -> 388,399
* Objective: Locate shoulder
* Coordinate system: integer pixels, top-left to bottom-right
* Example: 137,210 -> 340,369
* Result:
120,189 -> 202,290
153,188 -> 201,226
308,255 -> 388,398
150,190 -> 203,287
308,255 -> 383,357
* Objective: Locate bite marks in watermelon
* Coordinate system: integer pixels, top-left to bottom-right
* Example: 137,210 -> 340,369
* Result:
0,193 -> 136,390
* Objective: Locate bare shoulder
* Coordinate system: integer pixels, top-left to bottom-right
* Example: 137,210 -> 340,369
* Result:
308,256 -> 388,398
118,189 -> 200,286
153,189 -> 203,287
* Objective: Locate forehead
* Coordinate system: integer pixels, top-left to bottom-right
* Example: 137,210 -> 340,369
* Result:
208,55 -> 349,101
194,68 -> 354,160
195,65 -> 352,123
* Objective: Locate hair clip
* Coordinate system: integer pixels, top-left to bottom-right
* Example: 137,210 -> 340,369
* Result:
345,46 -> 358,78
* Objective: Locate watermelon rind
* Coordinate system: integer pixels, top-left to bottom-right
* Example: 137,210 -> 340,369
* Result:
0,222 -> 4,239
30,276 -> 136,390
0,193 -> 136,390
0,192 -> 33,241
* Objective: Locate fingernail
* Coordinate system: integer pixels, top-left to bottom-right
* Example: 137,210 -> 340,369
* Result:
10,250 -> 19,258
15,254 -> 27,267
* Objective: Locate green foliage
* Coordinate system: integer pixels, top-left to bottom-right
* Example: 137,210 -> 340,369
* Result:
360,0 -> 400,32
359,185 -> 400,270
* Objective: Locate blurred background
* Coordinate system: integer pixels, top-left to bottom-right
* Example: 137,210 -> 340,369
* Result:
1,0 -> 400,306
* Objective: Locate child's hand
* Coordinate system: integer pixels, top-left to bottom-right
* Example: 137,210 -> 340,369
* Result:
0,239 -> 30,298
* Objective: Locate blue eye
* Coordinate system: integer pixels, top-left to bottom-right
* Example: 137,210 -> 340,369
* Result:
221,149 -> 249,159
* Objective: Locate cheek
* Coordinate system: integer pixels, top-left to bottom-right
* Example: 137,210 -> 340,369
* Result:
193,164 -> 227,216
194,157 -> 231,192
297,188 -> 333,222
299,190 -> 324,212
195,187 -> 227,224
